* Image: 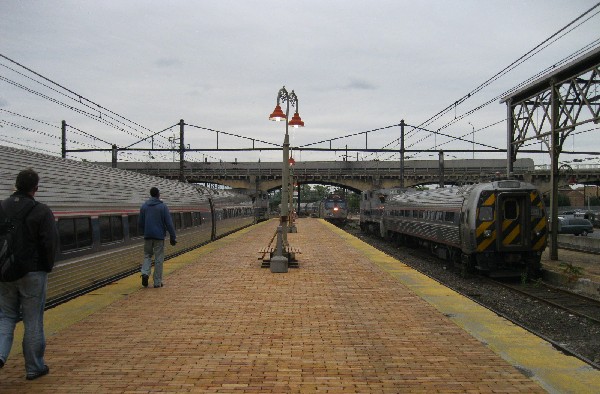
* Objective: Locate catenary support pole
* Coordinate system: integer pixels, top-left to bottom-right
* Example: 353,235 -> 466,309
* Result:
179,119 -> 185,182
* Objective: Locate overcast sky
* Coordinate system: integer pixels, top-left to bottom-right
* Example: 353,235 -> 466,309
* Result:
1,1 -> 599,166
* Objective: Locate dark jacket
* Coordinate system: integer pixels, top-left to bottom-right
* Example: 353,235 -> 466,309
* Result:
138,197 -> 176,241
1,191 -> 58,273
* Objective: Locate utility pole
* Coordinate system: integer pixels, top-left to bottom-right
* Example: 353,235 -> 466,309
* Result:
400,119 -> 405,188
179,119 -> 185,182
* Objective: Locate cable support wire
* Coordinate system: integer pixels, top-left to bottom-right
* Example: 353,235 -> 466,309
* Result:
426,37 -> 600,138
185,123 -> 280,147
515,126 -> 599,152
402,37 -> 600,152
0,108 -> 61,129
0,63 -> 153,143
123,122 -> 180,149
413,37 -> 599,152
0,135 -> 58,155
299,123 -> 399,148
0,119 -> 103,152
0,53 -> 164,144
359,8 -> 600,160
375,36 -> 600,161
406,4 -> 600,136
0,133 -> 58,148
66,124 -> 113,146
0,119 -> 61,141
0,74 -> 152,142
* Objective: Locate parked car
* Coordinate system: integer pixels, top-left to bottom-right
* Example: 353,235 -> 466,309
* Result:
557,217 -> 594,236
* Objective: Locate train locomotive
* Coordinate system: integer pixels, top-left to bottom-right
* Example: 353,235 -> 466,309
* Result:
360,180 -> 548,277
318,194 -> 348,224
0,145 -> 256,307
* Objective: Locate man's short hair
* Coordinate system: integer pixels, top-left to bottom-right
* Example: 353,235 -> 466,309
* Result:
16,168 -> 39,193
150,187 -> 160,197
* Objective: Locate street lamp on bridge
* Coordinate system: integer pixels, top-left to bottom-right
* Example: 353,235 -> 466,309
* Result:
268,86 -> 304,270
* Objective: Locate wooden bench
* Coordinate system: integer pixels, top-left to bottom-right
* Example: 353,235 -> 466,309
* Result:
258,245 -> 302,266
258,246 -> 302,255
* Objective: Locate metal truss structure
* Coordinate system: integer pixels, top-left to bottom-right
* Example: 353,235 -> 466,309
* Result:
502,47 -> 600,260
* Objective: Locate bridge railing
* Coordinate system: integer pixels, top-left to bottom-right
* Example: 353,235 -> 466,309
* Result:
158,166 -> 516,178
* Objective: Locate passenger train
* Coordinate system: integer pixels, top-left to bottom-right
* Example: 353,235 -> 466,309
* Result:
319,194 -> 348,225
360,181 -> 548,277
0,145 -> 257,307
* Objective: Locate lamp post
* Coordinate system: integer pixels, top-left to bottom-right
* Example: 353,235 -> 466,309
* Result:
269,86 -> 304,256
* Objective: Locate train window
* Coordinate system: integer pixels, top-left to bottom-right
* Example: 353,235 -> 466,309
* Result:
100,216 -> 123,244
58,217 -> 93,251
75,217 -> 93,247
171,213 -> 182,229
128,215 -> 141,238
478,207 -> 493,221
531,206 -> 542,218
192,212 -> 202,226
183,212 -> 193,228
504,200 -> 519,220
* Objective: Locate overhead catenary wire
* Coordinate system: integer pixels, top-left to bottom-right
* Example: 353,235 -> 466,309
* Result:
361,5 -> 600,162
0,53 -> 168,145
407,3 -> 600,135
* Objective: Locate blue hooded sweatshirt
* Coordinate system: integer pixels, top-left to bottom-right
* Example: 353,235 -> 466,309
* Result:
138,197 -> 176,241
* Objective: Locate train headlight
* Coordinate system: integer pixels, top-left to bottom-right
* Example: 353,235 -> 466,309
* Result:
483,229 -> 492,238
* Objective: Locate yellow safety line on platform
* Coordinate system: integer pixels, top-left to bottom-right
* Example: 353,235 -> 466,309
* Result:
10,221 -> 270,357
322,221 -> 600,394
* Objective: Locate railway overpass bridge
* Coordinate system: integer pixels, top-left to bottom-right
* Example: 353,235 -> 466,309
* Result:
103,158 -> 600,194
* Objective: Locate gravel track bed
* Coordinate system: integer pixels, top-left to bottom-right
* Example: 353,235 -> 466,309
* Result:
343,221 -> 600,366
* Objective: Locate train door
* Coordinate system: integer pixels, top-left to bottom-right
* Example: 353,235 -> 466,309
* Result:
496,193 -> 529,250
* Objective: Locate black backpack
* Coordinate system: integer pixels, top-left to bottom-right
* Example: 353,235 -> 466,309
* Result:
0,201 -> 38,282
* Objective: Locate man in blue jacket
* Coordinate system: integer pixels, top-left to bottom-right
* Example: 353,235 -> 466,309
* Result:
138,187 -> 176,288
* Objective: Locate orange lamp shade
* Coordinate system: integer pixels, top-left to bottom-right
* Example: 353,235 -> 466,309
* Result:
269,105 -> 286,121
288,112 -> 304,128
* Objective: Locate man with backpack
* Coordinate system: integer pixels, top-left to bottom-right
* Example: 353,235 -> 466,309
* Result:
0,169 -> 58,380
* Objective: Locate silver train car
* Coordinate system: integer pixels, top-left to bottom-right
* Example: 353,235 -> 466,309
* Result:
318,194 -> 348,224
253,191 -> 270,222
361,181 -> 548,277
0,145 -> 255,306
359,187 -> 408,234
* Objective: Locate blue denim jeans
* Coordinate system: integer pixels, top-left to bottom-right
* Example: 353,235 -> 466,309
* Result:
141,239 -> 165,286
0,271 -> 48,375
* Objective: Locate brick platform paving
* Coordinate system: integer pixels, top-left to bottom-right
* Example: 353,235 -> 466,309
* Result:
0,219 -> 544,393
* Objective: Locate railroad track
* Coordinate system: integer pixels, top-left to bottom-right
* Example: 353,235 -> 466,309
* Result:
491,279 -> 600,324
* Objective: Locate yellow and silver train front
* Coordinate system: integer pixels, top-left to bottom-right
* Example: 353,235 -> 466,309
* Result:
471,180 -> 548,276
